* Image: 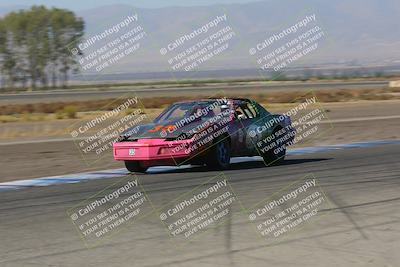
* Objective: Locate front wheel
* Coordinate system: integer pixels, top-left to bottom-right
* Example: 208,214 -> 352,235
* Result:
124,161 -> 148,173
206,138 -> 231,170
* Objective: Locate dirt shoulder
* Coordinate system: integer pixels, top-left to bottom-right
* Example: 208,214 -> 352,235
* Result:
1,100 -> 399,142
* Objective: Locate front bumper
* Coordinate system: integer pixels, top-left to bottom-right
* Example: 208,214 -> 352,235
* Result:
113,139 -> 193,161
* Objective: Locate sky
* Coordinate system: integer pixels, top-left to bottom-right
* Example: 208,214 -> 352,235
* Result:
0,0 -> 264,10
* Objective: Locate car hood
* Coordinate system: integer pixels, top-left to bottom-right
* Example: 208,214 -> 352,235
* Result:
122,118 -> 210,140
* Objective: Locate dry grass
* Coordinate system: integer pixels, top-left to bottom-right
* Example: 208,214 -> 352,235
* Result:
0,87 -> 399,118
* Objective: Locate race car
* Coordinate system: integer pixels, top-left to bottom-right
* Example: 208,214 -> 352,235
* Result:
113,98 -> 296,172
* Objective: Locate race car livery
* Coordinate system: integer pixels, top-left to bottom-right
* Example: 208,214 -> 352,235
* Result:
113,98 -> 295,172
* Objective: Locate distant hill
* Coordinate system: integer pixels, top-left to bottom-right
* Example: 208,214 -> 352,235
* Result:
1,0 -> 400,74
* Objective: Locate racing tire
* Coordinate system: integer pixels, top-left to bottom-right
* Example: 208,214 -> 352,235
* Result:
206,138 -> 231,170
262,127 -> 286,166
124,161 -> 148,173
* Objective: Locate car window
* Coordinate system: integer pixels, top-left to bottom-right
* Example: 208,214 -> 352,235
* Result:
156,104 -> 188,122
246,102 -> 259,117
234,106 -> 246,119
240,103 -> 257,119
155,101 -> 227,123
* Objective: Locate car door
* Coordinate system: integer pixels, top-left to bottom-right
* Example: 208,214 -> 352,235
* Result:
241,101 -> 276,156
233,102 -> 260,156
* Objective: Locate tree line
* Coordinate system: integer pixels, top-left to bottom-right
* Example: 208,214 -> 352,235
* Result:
0,6 -> 84,89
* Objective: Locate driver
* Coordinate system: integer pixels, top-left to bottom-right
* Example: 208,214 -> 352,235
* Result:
185,106 -> 203,118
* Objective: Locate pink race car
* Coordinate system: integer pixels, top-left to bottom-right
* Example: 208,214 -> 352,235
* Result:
113,98 -> 295,172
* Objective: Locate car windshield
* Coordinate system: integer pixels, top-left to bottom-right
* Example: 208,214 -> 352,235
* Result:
154,101 -> 225,123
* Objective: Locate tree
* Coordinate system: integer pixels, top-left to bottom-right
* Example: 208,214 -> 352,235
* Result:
0,6 -> 84,90
49,8 -> 84,88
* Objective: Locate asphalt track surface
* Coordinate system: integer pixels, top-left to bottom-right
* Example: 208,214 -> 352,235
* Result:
0,142 -> 399,267
0,80 -> 388,104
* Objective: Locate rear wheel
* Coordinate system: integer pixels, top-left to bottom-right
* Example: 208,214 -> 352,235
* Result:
124,161 -> 148,173
206,138 -> 231,170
